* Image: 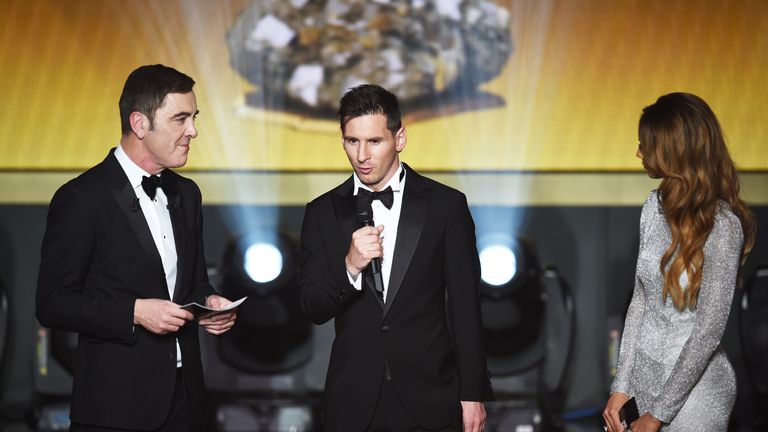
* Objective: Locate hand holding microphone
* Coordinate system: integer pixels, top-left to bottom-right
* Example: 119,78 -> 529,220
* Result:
345,198 -> 385,295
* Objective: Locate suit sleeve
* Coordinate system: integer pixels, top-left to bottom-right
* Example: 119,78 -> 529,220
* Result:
36,183 -> 137,344
444,193 -> 494,401
299,201 -> 361,324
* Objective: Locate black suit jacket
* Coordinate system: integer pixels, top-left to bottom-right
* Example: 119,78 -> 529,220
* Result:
36,150 -> 215,431
299,164 -> 493,431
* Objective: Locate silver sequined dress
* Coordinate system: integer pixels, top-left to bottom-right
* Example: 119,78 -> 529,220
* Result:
611,190 -> 741,430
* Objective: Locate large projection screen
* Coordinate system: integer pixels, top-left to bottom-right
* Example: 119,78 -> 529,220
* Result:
1,0 -> 767,173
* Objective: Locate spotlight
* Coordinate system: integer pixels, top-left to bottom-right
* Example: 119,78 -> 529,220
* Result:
478,236 -> 538,300
480,244 -> 517,286
201,229 -> 320,431
216,229 -> 312,374
244,243 -> 282,284
223,233 -> 296,298
475,233 -> 575,431
478,236 -> 544,364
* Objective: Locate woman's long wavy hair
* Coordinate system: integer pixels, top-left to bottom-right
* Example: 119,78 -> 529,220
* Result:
638,93 -> 755,310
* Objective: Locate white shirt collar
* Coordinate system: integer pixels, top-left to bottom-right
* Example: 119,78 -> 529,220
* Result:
114,144 -> 154,190
353,163 -> 405,196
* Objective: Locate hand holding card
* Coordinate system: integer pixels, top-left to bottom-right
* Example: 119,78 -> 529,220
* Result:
180,296 -> 247,319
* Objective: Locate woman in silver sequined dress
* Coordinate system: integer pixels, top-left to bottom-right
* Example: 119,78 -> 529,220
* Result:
602,93 -> 755,432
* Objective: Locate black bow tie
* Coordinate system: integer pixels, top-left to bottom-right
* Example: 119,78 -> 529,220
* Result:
357,186 -> 394,210
141,174 -> 166,200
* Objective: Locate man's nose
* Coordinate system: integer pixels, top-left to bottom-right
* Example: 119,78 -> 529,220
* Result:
187,120 -> 198,138
357,143 -> 369,162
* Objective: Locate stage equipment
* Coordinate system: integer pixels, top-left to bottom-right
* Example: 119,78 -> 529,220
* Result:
201,229 -> 322,431
214,230 -> 310,373
31,326 -> 74,431
739,264 -> 768,429
477,234 -> 575,431
479,236 -> 545,366
0,281 -> 8,379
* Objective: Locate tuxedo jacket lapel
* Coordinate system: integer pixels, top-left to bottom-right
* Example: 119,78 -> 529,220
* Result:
332,176 -> 385,309
383,165 -> 429,318
105,152 -> 168,297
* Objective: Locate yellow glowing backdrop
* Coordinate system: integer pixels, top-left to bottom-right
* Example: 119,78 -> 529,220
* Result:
1,0 -> 767,172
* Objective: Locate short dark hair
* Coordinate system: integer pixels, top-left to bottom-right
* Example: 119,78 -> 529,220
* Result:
338,84 -> 402,135
119,64 -> 195,135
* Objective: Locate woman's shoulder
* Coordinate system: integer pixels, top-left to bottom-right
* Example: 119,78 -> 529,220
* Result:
640,189 -> 662,226
643,189 -> 660,209
713,200 -> 743,240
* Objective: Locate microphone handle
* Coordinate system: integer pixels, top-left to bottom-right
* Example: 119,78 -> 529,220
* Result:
370,255 -> 382,275
372,268 -> 385,295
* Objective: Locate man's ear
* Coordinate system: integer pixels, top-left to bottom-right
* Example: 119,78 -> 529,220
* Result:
129,111 -> 148,139
395,126 -> 407,152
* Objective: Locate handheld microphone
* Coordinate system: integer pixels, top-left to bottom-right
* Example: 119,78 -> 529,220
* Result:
130,198 -> 140,213
356,198 -> 385,296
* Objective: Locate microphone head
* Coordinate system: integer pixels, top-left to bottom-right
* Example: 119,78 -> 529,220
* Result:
356,195 -> 373,224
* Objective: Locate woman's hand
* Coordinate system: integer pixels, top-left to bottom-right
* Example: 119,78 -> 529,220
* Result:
602,392 -> 629,432
630,413 -> 662,432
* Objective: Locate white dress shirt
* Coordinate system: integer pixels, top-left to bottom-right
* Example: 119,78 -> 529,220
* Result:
347,163 -> 405,303
114,145 -> 182,367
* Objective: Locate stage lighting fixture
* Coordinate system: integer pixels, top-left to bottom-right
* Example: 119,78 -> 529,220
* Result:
476,233 -> 574,431
740,264 -> 768,395
244,242 -> 282,284
0,281 -> 8,374
480,244 -> 517,286
478,236 -> 545,365
214,402 -> 316,431
478,236 -> 539,300
224,232 -> 296,297
216,230 -> 312,374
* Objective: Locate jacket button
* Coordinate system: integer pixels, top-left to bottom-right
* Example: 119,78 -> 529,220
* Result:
381,325 -> 390,332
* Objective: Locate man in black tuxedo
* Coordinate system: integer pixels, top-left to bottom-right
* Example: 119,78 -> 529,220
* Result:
36,64 -> 237,431
300,84 -> 493,432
